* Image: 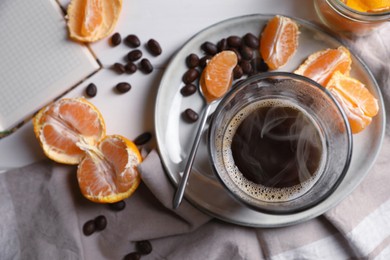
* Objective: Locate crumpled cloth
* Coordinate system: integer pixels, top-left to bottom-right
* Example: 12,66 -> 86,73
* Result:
1,25 -> 390,260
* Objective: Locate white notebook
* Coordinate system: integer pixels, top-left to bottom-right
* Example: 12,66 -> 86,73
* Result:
0,0 -> 100,131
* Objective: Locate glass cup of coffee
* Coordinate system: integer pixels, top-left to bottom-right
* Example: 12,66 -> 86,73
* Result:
208,72 -> 352,214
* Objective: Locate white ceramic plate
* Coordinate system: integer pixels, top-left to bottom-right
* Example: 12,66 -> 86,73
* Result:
154,14 -> 385,227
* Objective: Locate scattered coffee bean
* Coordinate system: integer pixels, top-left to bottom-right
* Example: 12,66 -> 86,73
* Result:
83,220 -> 95,236
134,132 -> 152,146
125,62 -> 137,74
183,108 -> 199,123
111,32 -> 122,46
139,59 -> 153,74
233,65 -> 243,79
201,41 -> 218,55
243,33 -> 259,49
180,84 -> 197,96
186,53 -> 200,68
115,82 -> 132,93
240,46 -> 254,60
252,58 -> 269,73
182,68 -> 199,84
85,83 -> 97,97
109,200 -> 126,211
124,252 -> 141,260
125,34 -> 141,48
240,60 -> 253,75
112,62 -> 126,74
217,38 -> 228,52
227,36 -> 242,48
199,55 -> 211,68
94,215 -> 107,231
127,50 -> 143,62
146,39 -> 162,56
136,240 -> 152,255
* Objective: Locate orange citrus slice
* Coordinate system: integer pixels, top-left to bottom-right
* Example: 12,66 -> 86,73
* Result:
67,0 -> 122,42
344,0 -> 390,12
33,97 -> 142,203
200,50 -> 238,103
294,46 -> 352,86
260,15 -> 299,70
326,71 -> 379,134
77,135 -> 142,203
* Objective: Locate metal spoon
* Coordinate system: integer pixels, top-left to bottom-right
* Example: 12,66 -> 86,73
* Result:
172,83 -> 224,209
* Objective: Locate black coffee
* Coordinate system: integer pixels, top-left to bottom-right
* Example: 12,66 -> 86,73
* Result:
230,103 -> 323,189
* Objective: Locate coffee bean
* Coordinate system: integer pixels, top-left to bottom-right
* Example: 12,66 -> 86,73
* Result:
125,62 -> 137,74
85,83 -> 97,97
240,60 -> 253,75
115,82 -> 132,93
252,58 -> 269,73
199,55 -> 211,68
146,39 -> 162,56
243,33 -> 259,49
111,32 -> 122,46
112,63 -> 126,74
83,220 -> 95,236
183,108 -> 198,123
125,34 -> 141,48
139,59 -> 153,74
134,132 -> 152,146
124,252 -> 141,260
127,50 -> 142,62
227,36 -> 242,48
201,41 -> 218,55
233,65 -> 243,79
180,84 -> 197,96
186,53 -> 200,68
109,200 -> 126,211
182,68 -> 199,84
94,215 -> 107,231
240,46 -> 254,60
136,240 -> 152,255
217,38 -> 228,52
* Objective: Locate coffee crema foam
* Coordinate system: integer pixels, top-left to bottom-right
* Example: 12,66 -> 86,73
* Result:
216,99 -> 327,202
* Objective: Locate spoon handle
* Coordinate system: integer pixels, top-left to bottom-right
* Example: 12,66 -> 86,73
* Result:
173,104 -> 212,209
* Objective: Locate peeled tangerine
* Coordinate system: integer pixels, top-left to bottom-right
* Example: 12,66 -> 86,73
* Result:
343,0 -> 390,12
67,0 -> 122,42
260,15 -> 299,70
326,71 -> 379,134
33,98 -> 142,203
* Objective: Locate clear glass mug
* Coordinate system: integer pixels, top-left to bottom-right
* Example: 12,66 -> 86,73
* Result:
208,72 -> 352,214
314,0 -> 390,36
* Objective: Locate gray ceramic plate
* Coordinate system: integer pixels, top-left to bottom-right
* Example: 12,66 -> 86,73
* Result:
154,14 -> 385,227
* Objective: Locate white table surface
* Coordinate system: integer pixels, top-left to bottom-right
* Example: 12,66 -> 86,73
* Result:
0,0 -> 319,171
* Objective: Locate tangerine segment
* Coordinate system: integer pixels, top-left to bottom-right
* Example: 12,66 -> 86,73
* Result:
260,15 -> 299,70
295,46 -> 352,86
77,135 -> 142,203
33,98 -> 106,165
67,0 -> 122,42
81,0 -> 104,37
200,50 -> 238,103
326,71 -> 379,134
345,0 -> 390,12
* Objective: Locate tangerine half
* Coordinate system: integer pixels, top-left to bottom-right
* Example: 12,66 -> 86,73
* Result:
33,97 -> 142,203
294,46 -> 352,86
260,15 -> 299,70
67,0 -> 122,42
326,71 -> 379,134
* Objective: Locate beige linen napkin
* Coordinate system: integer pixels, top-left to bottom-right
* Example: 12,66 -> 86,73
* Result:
1,25 -> 390,260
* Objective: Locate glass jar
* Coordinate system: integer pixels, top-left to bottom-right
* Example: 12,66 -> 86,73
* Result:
314,0 -> 390,36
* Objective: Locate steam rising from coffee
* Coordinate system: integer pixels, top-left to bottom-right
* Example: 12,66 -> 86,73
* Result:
219,99 -> 326,202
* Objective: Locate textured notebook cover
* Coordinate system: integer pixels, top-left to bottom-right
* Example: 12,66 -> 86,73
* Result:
0,0 -> 100,131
